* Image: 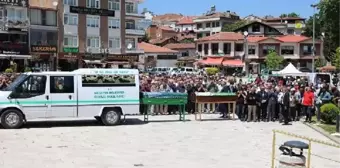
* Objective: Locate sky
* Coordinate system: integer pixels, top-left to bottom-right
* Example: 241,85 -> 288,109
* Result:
139,0 -> 320,18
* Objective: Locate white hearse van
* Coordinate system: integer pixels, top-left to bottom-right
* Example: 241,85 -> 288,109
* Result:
0,69 -> 140,129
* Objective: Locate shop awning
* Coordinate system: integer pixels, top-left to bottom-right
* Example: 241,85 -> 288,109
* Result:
199,57 -> 224,66
222,59 -> 244,67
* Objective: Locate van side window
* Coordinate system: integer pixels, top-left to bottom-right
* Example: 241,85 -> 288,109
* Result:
50,76 -> 74,93
16,75 -> 47,97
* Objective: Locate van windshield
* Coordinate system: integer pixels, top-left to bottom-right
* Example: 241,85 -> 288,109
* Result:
2,74 -> 28,91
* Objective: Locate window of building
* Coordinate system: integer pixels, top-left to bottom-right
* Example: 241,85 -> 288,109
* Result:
126,38 -> 136,49
252,24 -> 260,32
7,7 -> 25,21
0,9 -> 4,20
0,33 -> 27,43
198,44 -> 202,52
64,14 -> 78,25
212,22 -> 215,27
87,0 -> 100,8
108,18 -> 119,29
109,38 -> 120,49
263,45 -> 276,55
182,51 -> 189,57
287,29 -> 294,34
204,43 -> 209,55
248,45 -> 256,55
30,9 -> 42,25
86,16 -> 99,28
108,0 -> 120,10
197,23 -> 202,29
14,75 -> 47,97
235,43 -> 244,52
211,43 -> 219,55
87,37 -> 100,48
303,45 -> 313,55
46,11 -> 57,26
63,0 -> 77,6
197,33 -> 203,39
125,2 -> 135,13
206,22 -> 211,28
223,43 -> 231,54
281,46 -> 294,55
157,55 -> 177,59
63,36 -> 78,47
50,76 -> 74,94
216,21 -> 220,27
205,33 -> 210,37
126,20 -> 135,29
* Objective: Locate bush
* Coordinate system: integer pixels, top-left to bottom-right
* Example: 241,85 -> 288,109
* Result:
24,67 -> 31,72
320,103 -> 340,124
206,67 -> 219,75
5,68 -> 13,73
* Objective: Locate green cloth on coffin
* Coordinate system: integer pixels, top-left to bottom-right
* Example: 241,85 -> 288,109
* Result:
142,92 -> 188,105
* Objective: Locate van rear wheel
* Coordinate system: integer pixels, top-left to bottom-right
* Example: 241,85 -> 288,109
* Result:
0,109 -> 24,129
101,109 -> 121,126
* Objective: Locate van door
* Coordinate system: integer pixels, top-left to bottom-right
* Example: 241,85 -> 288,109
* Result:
12,75 -> 49,119
48,75 -> 76,118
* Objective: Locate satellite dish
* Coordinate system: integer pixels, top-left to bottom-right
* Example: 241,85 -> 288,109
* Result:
127,43 -> 133,50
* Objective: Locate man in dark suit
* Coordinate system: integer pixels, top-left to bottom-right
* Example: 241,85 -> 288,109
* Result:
282,87 -> 291,125
258,86 -> 269,121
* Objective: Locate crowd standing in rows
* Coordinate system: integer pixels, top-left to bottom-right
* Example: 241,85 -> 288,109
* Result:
140,73 -> 340,125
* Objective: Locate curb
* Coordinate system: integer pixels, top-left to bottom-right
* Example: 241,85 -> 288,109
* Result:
302,122 -> 340,145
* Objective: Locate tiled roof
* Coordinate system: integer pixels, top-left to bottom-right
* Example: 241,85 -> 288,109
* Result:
247,36 -> 269,42
196,32 -> 244,42
194,12 -> 239,20
152,13 -> 183,22
149,37 -> 174,44
176,16 -> 196,25
275,35 -> 310,42
159,26 -> 175,31
164,43 -> 196,49
138,42 -> 178,53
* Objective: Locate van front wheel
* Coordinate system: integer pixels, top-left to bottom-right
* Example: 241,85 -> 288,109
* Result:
0,109 -> 24,129
101,109 -> 121,126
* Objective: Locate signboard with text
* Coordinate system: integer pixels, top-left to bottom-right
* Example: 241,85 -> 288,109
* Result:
70,6 -> 115,16
63,47 -> 79,53
31,45 -> 57,53
0,42 -> 29,55
0,0 -> 27,7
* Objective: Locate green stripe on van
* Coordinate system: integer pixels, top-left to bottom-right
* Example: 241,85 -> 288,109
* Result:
0,99 -> 140,105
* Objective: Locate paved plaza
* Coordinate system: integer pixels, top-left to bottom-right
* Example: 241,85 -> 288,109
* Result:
0,114 -> 339,168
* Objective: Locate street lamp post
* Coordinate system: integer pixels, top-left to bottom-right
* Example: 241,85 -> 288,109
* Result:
243,31 -> 249,75
311,4 -> 318,73
100,41 -> 109,66
52,0 -> 59,71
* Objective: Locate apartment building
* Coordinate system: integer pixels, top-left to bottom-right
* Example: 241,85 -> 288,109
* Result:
29,0 -> 58,71
59,0 -> 145,70
0,0 -> 29,72
194,6 -> 240,39
196,32 -> 322,73
262,16 -> 306,35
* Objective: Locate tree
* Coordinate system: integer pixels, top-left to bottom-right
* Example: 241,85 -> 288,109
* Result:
139,33 -> 150,43
222,20 -> 248,32
265,50 -> 284,70
314,57 -> 325,68
331,47 -> 340,71
318,0 -> 340,60
280,12 -> 300,18
303,14 -> 322,38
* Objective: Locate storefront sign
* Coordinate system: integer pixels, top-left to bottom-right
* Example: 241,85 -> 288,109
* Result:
107,55 -> 139,62
0,0 -> 27,7
70,6 -> 115,16
31,45 -> 57,53
0,42 -> 29,55
63,47 -> 79,53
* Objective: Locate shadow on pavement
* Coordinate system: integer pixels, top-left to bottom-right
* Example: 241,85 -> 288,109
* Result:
146,119 -> 191,123
19,118 -> 146,129
196,118 -> 238,122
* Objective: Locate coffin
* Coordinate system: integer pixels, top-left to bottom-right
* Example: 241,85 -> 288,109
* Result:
142,92 -> 188,105
194,92 -> 237,103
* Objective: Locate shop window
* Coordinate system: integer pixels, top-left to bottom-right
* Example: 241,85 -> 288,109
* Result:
50,76 -> 74,93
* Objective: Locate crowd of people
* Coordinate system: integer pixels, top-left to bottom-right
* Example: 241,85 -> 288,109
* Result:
140,73 -> 340,125
0,73 -> 18,90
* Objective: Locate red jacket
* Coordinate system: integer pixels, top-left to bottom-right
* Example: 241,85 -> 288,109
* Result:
303,91 -> 314,106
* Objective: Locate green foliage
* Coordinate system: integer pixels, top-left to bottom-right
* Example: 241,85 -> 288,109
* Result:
205,67 -> 219,75
180,38 -> 194,43
333,47 -> 340,70
280,12 -> 300,18
265,50 -> 284,70
24,67 -> 32,72
303,14 -> 322,38
318,0 -> 340,60
314,57 -> 325,68
5,68 -> 13,73
320,103 -> 340,124
222,20 -> 248,32
140,32 -> 150,43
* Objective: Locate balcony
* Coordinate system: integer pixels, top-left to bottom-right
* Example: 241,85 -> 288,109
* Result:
126,9 -> 144,18
126,28 -> 145,36
0,17 -> 29,32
